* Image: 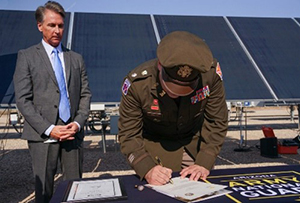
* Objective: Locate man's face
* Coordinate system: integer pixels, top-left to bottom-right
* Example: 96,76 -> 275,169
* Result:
37,9 -> 64,47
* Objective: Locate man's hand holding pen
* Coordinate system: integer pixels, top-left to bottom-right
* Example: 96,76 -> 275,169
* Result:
155,156 -> 174,184
144,156 -> 173,185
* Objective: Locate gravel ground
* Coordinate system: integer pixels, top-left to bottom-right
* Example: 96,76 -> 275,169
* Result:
1,106 -> 300,203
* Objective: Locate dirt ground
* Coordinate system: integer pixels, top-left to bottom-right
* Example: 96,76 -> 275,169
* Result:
0,106 -> 300,203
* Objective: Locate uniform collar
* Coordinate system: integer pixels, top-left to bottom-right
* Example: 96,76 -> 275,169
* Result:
150,60 -> 161,98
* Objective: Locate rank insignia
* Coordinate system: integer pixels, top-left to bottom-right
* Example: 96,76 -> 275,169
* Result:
159,90 -> 166,97
141,70 -> 148,75
122,78 -> 131,95
216,62 -> 223,81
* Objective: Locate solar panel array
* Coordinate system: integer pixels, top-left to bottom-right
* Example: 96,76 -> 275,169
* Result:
228,17 -> 300,101
71,13 -> 157,102
1,10 -> 300,106
154,15 -> 274,101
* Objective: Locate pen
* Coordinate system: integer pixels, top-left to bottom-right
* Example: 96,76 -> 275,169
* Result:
155,156 -> 174,184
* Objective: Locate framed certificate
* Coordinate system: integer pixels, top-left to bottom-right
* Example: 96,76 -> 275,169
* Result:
62,177 -> 127,202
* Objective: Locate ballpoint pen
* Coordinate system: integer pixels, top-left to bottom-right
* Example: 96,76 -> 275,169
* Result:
155,156 -> 174,184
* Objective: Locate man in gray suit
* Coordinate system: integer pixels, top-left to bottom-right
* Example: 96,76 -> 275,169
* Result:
13,1 -> 91,202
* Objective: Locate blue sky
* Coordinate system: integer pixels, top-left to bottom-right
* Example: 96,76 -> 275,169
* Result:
1,0 -> 300,18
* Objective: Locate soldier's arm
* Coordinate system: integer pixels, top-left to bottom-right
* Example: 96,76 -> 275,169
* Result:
118,78 -> 156,179
194,65 -> 228,170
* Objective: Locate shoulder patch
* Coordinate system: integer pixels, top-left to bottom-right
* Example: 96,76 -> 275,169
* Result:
122,78 -> 131,95
216,62 -> 223,81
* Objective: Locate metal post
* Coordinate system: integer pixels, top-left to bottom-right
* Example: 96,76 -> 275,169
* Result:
101,120 -> 109,153
234,105 -> 250,152
298,104 -> 300,131
239,106 -> 244,148
290,105 -> 294,122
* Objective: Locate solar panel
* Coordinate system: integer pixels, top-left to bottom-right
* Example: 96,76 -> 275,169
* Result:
1,10 -> 300,105
154,15 -> 273,101
0,10 -> 38,105
0,10 -> 70,105
228,17 -> 300,101
71,13 -> 157,103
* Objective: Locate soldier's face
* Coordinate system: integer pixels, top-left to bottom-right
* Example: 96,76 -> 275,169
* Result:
38,9 -> 64,47
158,64 -> 179,99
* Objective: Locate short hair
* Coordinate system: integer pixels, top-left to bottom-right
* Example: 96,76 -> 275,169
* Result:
35,1 -> 65,23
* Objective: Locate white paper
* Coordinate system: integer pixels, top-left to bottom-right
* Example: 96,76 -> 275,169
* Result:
145,177 -> 231,202
67,178 -> 123,201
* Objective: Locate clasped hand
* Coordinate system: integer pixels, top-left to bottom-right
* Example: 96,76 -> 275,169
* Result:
50,122 -> 78,141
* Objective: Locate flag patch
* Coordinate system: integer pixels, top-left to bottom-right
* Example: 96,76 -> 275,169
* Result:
216,62 -> 223,81
122,78 -> 131,95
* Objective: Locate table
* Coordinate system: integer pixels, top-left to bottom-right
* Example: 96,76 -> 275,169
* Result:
51,165 -> 300,203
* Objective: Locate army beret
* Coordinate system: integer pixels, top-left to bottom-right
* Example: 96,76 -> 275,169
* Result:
157,31 -> 213,74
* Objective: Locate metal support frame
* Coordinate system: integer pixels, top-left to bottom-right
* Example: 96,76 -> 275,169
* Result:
298,104 -> 300,131
234,106 -> 251,152
290,105 -> 295,122
101,120 -> 109,153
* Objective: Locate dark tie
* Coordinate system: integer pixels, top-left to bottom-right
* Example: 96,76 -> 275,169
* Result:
53,48 -> 71,122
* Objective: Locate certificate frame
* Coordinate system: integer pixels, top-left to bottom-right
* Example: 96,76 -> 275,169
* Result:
62,177 -> 127,202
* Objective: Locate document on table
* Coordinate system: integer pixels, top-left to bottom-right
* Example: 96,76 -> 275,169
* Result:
145,177 -> 231,202
65,178 -> 127,202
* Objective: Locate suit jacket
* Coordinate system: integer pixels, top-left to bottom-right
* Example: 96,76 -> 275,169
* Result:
13,42 -> 91,141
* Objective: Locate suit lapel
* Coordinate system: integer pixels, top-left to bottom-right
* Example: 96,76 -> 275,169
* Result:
36,43 -> 58,86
